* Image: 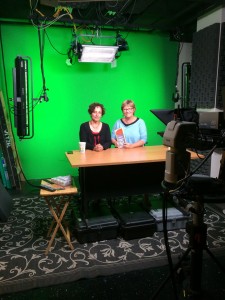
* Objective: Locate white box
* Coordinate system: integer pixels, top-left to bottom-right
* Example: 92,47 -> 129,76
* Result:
150,207 -> 191,231
51,175 -> 72,187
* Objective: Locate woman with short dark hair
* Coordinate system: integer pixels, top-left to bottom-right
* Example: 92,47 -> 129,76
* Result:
79,102 -> 111,151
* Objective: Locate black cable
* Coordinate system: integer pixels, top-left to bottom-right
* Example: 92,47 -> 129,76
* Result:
162,191 -> 179,300
37,25 -> 49,101
151,190 -> 180,300
44,29 -> 68,55
172,43 -> 183,103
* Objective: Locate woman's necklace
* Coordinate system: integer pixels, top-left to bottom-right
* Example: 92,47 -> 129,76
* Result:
90,121 -> 102,131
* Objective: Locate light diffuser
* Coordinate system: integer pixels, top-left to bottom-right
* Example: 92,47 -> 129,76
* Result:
78,45 -> 119,63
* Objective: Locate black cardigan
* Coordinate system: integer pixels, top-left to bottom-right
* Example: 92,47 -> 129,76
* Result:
79,122 -> 112,150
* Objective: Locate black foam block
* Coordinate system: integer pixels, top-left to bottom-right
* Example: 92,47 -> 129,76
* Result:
0,181 -> 13,222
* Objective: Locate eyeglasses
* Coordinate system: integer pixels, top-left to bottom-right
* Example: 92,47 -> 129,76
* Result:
123,107 -> 134,111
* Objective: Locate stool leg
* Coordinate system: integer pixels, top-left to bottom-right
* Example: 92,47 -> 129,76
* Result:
47,220 -> 55,237
47,200 -> 65,237
45,198 -> 74,255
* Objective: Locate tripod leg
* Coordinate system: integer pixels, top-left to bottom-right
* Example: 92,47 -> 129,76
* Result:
186,220 -> 207,294
189,248 -> 203,294
151,247 -> 192,300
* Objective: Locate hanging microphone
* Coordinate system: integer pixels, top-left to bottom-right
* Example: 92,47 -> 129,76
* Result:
43,92 -> 49,102
39,89 -> 49,102
172,86 -> 180,102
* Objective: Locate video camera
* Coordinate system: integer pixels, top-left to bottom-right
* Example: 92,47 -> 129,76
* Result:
151,107 -> 225,150
151,107 -> 225,187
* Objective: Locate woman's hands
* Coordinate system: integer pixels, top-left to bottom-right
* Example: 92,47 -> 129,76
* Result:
93,144 -> 104,151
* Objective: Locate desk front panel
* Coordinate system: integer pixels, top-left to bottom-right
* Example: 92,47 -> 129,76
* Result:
79,162 -> 165,201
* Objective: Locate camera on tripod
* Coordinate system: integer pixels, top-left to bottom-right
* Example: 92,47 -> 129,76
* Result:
151,107 -> 225,299
159,112 -> 225,295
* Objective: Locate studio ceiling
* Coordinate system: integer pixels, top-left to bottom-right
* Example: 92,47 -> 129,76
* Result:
0,0 -> 224,42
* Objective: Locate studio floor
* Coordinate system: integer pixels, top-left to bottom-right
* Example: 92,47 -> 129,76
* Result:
1,180 -> 225,300
1,252 -> 225,300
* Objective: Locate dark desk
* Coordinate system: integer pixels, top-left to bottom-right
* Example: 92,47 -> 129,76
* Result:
66,145 -> 200,217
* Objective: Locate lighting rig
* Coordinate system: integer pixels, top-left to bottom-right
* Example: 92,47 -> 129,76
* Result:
67,29 -> 129,64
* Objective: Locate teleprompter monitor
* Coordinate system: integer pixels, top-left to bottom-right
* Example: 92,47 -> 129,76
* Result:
150,108 -> 199,125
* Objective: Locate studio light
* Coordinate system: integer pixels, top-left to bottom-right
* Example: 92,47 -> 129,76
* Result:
67,29 -> 129,64
78,45 -> 119,63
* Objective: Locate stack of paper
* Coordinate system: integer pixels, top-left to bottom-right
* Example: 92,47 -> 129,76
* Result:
51,175 -> 72,187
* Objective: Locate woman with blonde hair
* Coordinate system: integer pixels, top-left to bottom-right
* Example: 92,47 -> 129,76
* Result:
111,100 -> 147,148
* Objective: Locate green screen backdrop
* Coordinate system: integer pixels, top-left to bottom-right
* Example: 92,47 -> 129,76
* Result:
0,23 -> 178,180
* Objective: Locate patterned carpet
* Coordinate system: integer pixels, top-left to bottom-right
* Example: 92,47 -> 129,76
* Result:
0,195 -> 225,296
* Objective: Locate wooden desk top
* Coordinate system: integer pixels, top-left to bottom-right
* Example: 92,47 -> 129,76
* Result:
65,145 -> 200,168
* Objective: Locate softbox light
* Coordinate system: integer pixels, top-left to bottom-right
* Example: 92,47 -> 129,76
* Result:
78,45 -> 119,63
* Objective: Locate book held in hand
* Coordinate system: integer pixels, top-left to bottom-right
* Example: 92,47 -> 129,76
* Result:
115,128 -> 126,148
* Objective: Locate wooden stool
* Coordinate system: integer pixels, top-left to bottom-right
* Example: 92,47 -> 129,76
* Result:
40,180 -> 78,255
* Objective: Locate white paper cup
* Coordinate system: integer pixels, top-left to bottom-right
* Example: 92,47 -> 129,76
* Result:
79,142 -> 86,153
